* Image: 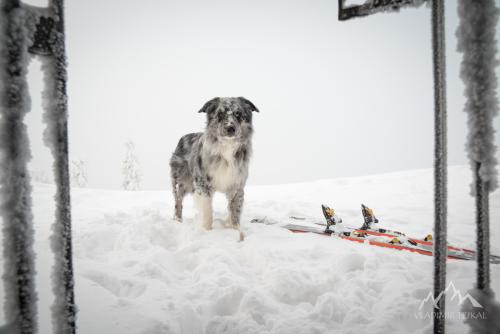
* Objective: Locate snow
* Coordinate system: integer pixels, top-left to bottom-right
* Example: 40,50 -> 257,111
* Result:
1,165 -> 499,333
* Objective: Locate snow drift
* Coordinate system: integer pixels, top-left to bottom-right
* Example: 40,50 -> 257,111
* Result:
0,165 -> 499,333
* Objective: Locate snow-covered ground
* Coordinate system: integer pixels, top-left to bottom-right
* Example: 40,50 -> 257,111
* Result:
1,165 -> 499,333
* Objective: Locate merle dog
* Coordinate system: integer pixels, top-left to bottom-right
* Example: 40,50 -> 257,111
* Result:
170,97 -> 259,240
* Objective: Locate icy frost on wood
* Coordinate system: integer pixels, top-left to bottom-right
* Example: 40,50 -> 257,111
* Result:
431,0 -> 448,333
338,0 -> 427,20
457,0 -> 499,193
457,1 -> 500,332
473,162 -> 491,293
461,288 -> 500,334
0,1 -> 38,333
38,0 -> 76,333
122,141 -> 142,191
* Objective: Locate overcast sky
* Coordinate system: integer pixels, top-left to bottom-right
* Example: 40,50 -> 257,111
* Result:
24,0 -> 500,190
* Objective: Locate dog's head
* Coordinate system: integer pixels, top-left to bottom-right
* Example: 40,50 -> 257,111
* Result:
199,97 -> 259,140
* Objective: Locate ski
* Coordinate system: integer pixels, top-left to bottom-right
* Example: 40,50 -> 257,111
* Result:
282,204 -> 500,264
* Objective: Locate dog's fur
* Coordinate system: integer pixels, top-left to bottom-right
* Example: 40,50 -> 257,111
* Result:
170,97 -> 259,239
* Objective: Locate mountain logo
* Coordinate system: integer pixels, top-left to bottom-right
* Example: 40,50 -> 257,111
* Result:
418,281 -> 482,310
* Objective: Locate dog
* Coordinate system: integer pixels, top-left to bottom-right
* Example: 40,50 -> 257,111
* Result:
170,97 -> 259,240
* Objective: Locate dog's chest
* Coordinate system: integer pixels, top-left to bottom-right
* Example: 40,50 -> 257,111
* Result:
206,142 -> 245,192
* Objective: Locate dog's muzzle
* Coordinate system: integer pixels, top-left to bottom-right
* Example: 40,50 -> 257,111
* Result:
224,125 -> 236,137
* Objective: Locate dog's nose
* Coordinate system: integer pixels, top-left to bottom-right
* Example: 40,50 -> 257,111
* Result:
226,126 -> 236,135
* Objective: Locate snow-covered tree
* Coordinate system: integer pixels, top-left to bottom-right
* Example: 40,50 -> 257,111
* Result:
122,141 -> 142,191
70,159 -> 87,188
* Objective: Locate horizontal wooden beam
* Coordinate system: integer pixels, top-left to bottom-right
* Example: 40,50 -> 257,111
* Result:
338,0 -> 427,21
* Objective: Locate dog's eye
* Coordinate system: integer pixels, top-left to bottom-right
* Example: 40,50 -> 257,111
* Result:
217,112 -> 225,121
234,111 -> 241,119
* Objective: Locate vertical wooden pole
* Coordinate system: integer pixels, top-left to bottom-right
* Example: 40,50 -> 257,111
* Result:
0,1 -> 38,333
44,1 -> 76,333
431,0 -> 447,333
475,162 -> 490,292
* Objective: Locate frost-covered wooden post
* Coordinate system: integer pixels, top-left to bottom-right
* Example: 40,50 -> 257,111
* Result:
338,1 -> 449,333
0,1 -> 38,333
29,1 -> 76,333
430,3 -> 447,333
457,1 -> 499,332
0,0 -> 76,333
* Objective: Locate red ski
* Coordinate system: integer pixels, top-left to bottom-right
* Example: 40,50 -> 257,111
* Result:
282,204 -> 500,263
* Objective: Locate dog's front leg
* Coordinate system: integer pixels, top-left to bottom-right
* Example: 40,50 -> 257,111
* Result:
194,192 -> 213,230
227,188 -> 245,241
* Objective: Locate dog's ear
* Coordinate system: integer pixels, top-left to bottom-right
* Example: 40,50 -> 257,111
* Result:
238,97 -> 259,113
198,97 -> 220,114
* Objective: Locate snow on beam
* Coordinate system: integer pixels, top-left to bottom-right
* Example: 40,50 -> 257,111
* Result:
338,0 -> 427,21
0,0 -> 38,333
